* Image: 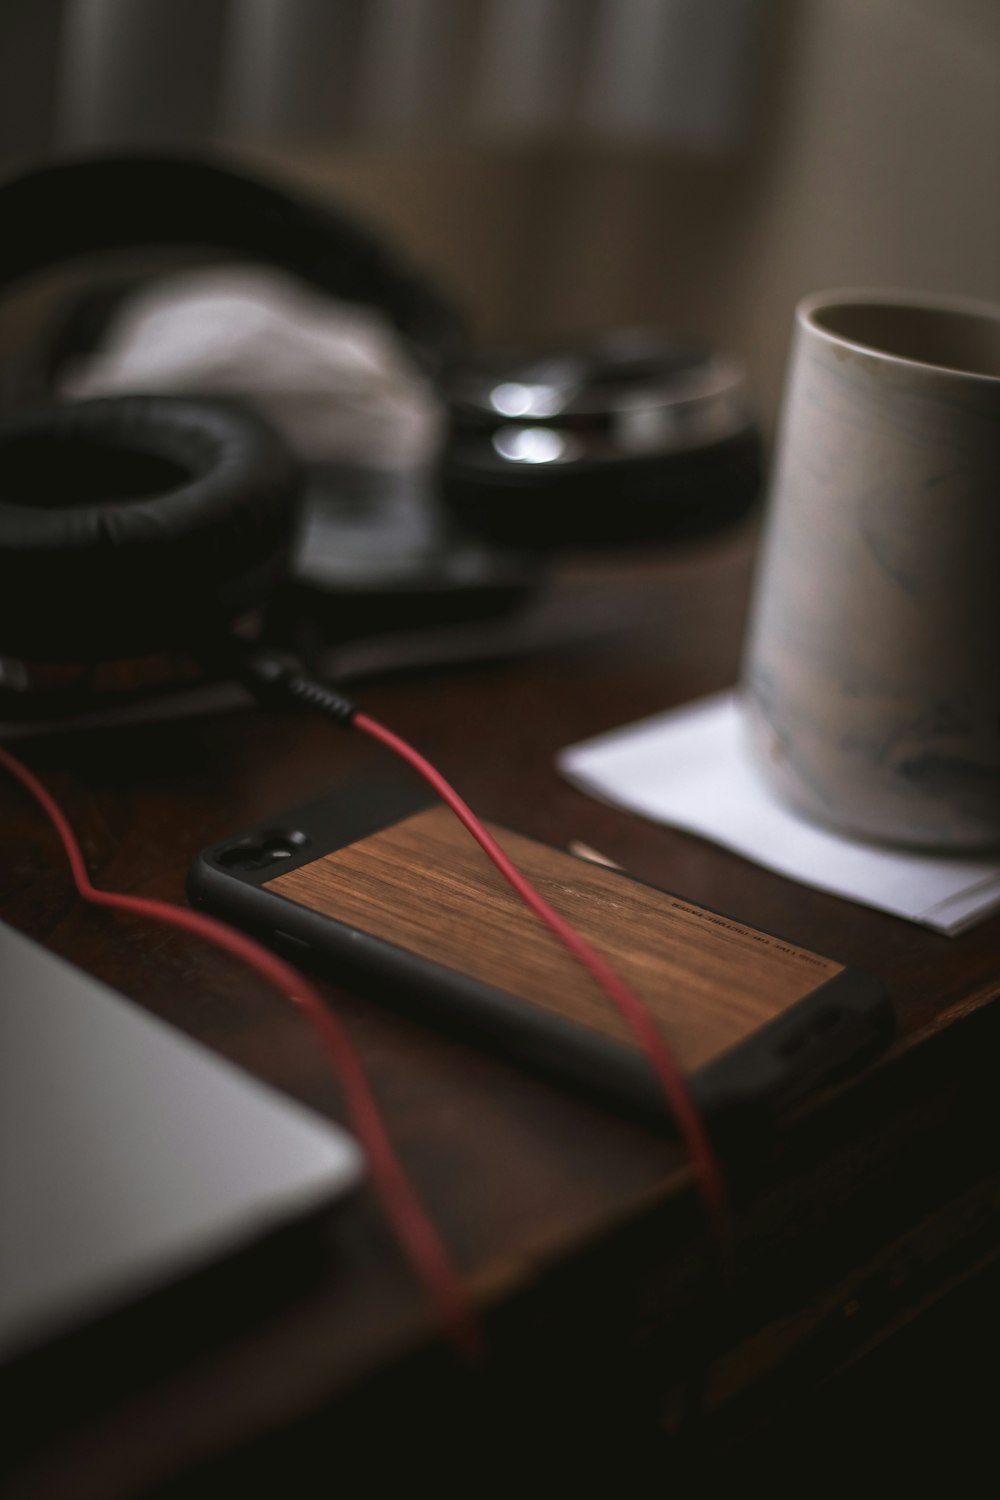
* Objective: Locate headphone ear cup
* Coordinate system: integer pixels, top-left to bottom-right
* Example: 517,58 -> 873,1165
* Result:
437,423 -> 762,550
0,396 -> 299,664
437,336 -> 762,550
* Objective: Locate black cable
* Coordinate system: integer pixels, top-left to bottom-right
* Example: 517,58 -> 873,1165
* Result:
233,645 -> 358,725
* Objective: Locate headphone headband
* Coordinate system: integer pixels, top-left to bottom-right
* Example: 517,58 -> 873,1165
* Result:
0,153 -> 466,385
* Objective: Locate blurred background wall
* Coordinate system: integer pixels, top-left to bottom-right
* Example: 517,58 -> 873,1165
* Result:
2,0 -> 998,427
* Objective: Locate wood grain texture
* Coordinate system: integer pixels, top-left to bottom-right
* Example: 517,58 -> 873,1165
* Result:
267,807 -> 841,1072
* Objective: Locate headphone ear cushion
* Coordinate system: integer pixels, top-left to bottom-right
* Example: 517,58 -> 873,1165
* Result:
0,396 -> 299,663
438,426 -> 762,549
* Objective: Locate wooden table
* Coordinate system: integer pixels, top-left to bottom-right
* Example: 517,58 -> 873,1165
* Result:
4,529 -> 1000,1494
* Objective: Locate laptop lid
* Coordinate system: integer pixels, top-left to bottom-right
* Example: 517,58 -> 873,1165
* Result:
0,920 -> 363,1361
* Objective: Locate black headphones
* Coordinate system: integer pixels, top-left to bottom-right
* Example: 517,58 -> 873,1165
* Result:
0,153 -> 465,677
0,152 -> 760,700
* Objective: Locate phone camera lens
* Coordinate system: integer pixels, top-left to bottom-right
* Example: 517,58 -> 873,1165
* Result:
216,829 -> 309,871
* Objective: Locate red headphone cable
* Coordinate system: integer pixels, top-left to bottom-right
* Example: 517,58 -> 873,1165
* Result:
233,647 -> 728,1237
352,710 -> 727,1238
0,742 -> 481,1361
0,670 -> 728,1355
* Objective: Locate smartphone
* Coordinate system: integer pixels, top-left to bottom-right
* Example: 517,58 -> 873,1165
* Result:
188,778 -> 893,1131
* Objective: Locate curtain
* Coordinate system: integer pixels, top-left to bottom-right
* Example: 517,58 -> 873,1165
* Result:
1,0 -> 757,160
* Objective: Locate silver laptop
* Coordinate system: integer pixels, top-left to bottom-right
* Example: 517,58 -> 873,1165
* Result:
0,920 -> 364,1362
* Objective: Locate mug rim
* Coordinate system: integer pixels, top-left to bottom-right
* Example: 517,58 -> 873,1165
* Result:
797,287 -> 1000,386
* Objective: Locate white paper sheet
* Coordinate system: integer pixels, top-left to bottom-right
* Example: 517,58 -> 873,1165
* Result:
558,692 -> 1000,936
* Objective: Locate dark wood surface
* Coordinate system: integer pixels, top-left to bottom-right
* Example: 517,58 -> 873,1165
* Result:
4,527 -> 1000,1494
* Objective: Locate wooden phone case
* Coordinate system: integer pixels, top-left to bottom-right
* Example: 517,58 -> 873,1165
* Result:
189,786 -> 893,1130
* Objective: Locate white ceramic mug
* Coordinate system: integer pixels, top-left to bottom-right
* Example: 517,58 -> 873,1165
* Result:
742,289 -> 1000,850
